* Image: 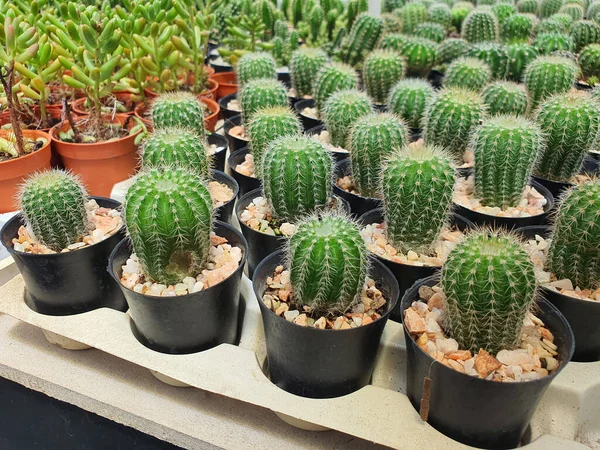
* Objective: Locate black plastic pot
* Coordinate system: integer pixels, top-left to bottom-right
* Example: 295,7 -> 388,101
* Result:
294,98 -> 322,131
582,152 -> 600,175
359,208 -> 473,322
332,158 -> 381,218
208,133 -> 228,172
277,68 -> 291,88
253,250 -> 400,398
373,104 -> 387,112
410,128 -> 423,142
575,80 -> 592,91
212,170 -> 239,225
109,221 -> 248,354
428,69 -> 445,89
0,197 -> 127,316
224,114 -> 248,152
402,275 -> 575,449
227,147 -> 261,198
218,93 -> 239,121
287,94 -> 302,109
305,125 -> 350,164
532,175 -> 573,202
209,59 -> 233,73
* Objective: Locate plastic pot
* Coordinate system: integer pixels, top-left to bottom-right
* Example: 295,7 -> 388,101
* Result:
287,94 -> 303,109
218,93 -> 240,121
402,275 -> 575,449
1,197 -> 127,316
253,250 -> 400,399
208,133 -> 228,172
531,175 -> 573,202
277,68 -> 291,88
332,158 -> 381,218
305,125 -> 350,164
582,152 -> 600,175
359,208 -> 473,322
209,59 -> 234,74
410,128 -> 423,142
294,98 -> 322,131
210,72 -> 238,99
373,104 -> 387,112
71,96 -> 136,116
109,220 -> 248,354
224,115 -> 249,152
227,147 -> 261,198
198,78 -> 219,100
212,169 -> 239,225
427,69 -> 445,89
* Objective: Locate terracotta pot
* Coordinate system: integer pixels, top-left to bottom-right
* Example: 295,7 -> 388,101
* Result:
50,115 -> 141,197
71,95 -> 136,117
199,78 -> 219,100
134,98 -> 219,132
210,72 -> 238,99
0,129 -> 51,213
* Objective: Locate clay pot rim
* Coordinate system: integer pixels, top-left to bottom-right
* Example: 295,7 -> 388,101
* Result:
48,114 -> 140,148
70,96 -> 136,116
0,129 -> 51,168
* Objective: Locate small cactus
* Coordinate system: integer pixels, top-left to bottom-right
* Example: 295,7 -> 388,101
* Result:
348,112 -> 409,198
540,0 -> 563,18
382,12 -> 404,33
481,81 -> 529,116
396,35 -> 438,76
547,180 -> 600,290
340,14 -> 384,66
517,0 -> 538,13
534,32 -> 576,54
435,38 -> 472,67
588,1 -> 600,21
18,170 -> 90,252
382,143 -> 455,255
151,92 -> 206,137
387,78 -> 435,129
239,78 -> 289,123
379,33 -> 410,51
523,55 -> 580,109
506,42 -> 539,80
570,20 -> 600,52
286,213 -> 368,313
313,62 -> 359,115
536,14 -> 573,34
466,42 -> 511,79
445,57 -> 492,90
322,89 -> 373,148
363,49 -> 407,104
501,13 -> 537,43
492,2 -> 518,25
580,43 -> 600,77
428,3 -> 452,28
441,230 -> 537,354
290,47 -> 329,98
396,2 -> 429,33
415,21 -> 447,42
451,2 -> 476,31
559,3 -> 585,21
462,8 -> 499,43
124,168 -> 213,285
235,52 -> 278,87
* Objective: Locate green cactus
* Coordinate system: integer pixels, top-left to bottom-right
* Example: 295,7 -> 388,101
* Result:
435,38 -> 472,67
388,78 -> 435,128
348,113 -> 409,198
536,13 -> 574,34
423,87 -> 487,159
309,5 -> 324,41
322,89 -> 373,148
580,43 -> 600,77
289,48 -> 329,98
428,3 -> 452,28
506,43 -> 539,80
441,230 -> 537,354
18,170 -> 90,252
415,21 -> 447,42
313,63 -> 359,115
286,213 -> 368,313
517,0 -> 539,13
124,168 -> 213,285
396,2 -> 429,33
570,20 -> 600,52
540,0 -> 563,17
363,50 -> 407,104
462,8 -> 499,43
383,0 -> 406,12
451,2 -> 476,31
396,35 -> 438,76
534,32 -> 576,54
445,57 -> 492,90
501,13 -> 536,43
239,78 -> 289,123
477,0 -> 495,5
481,81 -> 529,116
382,143 -> 455,255
261,135 -> 333,221
533,91 -> 600,182
492,2 -> 518,25
588,1 -> 600,21
466,43 -> 511,79
235,52 -> 278,87
547,180 -> 600,290
340,14 -> 384,66
559,3 -> 585,21
379,33 -> 410,51
151,92 -> 206,137
382,12 -> 404,33
523,55 -> 580,109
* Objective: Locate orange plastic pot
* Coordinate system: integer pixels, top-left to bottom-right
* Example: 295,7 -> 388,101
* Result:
71,95 -> 137,116
0,129 -> 51,213
199,78 -> 219,100
134,97 -> 219,132
210,72 -> 238,99
50,115 -> 141,197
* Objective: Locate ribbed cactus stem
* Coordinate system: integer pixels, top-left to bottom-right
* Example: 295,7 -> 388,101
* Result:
235,52 -> 277,86
396,36 -> 438,76
501,13 -> 536,44
462,8 -> 499,43
151,92 -> 206,137
322,89 -> 373,148
580,44 -> 600,77
506,43 -> 539,81
570,20 -> 600,52
534,32 -> 575,54
396,2 -> 428,33
540,0 -> 563,17
364,50 -> 406,104
387,78 -> 435,129
445,57 -> 492,90
466,42 -> 511,79
523,55 -> 580,109
313,63 -> 359,115
517,0 -> 538,13
428,3 -> 452,28
340,14 -> 384,66
481,81 -> 529,116
435,38 -> 472,67
415,22 -> 447,42
239,78 -> 289,123
290,48 -> 329,97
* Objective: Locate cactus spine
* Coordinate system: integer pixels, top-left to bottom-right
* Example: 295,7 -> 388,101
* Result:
151,92 -> 206,137
523,55 -> 580,109
313,63 -> 359,115
396,36 -> 438,76
396,2 -> 429,33
435,38 -> 472,67
466,43 -> 511,79
322,89 -> 373,148
445,57 -> 492,90
382,12 -> 403,33
340,14 -> 384,66
363,50 -> 407,104
290,48 -> 329,98
415,22 -> 447,42
239,78 -> 289,123
388,78 -> 435,129
124,168 -> 213,285
570,20 -> 600,52
580,43 -> 600,77
534,32 -> 576,54
501,13 -> 537,43
235,52 -> 277,87
462,8 -> 499,43
481,81 -> 529,116
506,43 -> 539,80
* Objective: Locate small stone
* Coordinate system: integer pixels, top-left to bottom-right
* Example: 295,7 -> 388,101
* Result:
174,283 -> 188,295
404,308 -> 426,334
549,279 -> 574,291
333,316 -> 346,330
148,284 -> 167,296
91,229 -> 105,243
427,292 -> 445,311
275,303 -> 289,316
435,338 -> 459,354
340,321 -> 352,330
278,289 -> 290,302
474,349 -> 502,378
407,251 -> 419,261
447,359 -> 465,373
496,349 -> 535,368
418,285 -> 435,301
539,327 -> 554,342
67,242 -> 86,250
543,357 -> 559,371
284,310 -> 300,322
416,333 -> 429,350
362,314 -> 374,325
293,313 -> 308,326
191,281 -> 204,293
447,350 -> 472,361
426,317 -> 442,334
314,317 -> 327,329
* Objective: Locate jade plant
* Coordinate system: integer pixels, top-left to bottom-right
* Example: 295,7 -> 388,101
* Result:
523,55 -> 580,109
387,78 -> 435,129
481,81 -> 529,116
444,57 -> 492,90
150,92 -> 206,137
313,62 -> 358,115
322,89 -> 373,148
339,14 -> 384,67
462,8 -> 499,43
235,52 -> 277,87
435,38 -> 472,68
363,49 -> 406,104
289,47 -> 329,98
239,78 -> 289,123
217,13 -> 273,66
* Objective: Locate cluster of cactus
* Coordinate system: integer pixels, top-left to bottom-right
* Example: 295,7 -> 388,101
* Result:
313,63 -> 359,115
289,48 -> 329,98
537,16 -> 570,34
261,135 -> 333,221
506,43 -> 539,80
382,143 -> 455,255
415,22 -> 447,42
435,38 -> 472,67
462,8 -> 499,43
239,78 -> 289,123
388,78 -> 435,129
523,55 -> 580,109
547,180 -> 600,290
151,92 -> 206,137
451,2 -> 476,31
322,89 -> 373,148
445,57 -> 492,90
395,36 -> 438,76
588,1 -> 600,21
442,230 -> 537,354
349,113 -> 409,198
580,43 -> 600,77
397,2 -> 429,33
540,0 -> 564,18
340,14 -> 384,67
124,168 -> 213,285
559,3 -> 585,21
380,33 -> 410,51
533,91 -> 600,182
428,3 -> 452,28
18,171 -> 90,252
534,32 -> 576,54
235,52 -> 277,87
501,13 -> 536,44
466,43 -> 511,79
481,81 -> 529,116
570,20 -> 600,52
271,26 -> 301,68
286,213 -> 368,313
517,0 -> 539,14
363,50 -> 406,104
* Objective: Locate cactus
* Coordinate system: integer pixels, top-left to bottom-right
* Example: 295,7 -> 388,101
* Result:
462,8 -> 499,43
235,52 -> 277,87
322,89 -> 373,148
380,33 -> 411,51
441,230 -> 537,354
313,63 -> 359,115
286,213 -> 368,313
580,43 -> 600,77
588,1 -> 600,21
423,87 -> 487,159
428,3 -> 452,28
523,55 -> 580,109
435,38 -> 472,67
124,168 -> 213,285
547,180 -> 600,290
348,113 -> 409,198
481,81 -> 529,116
517,0 -> 538,13
382,12 -> 404,33
363,50 -> 407,104
506,43 -> 539,80
382,143 -> 455,255
477,0 -> 495,5
396,2 -> 429,33
396,36 -> 438,76
340,14 -> 384,66
388,78 -> 435,128
239,78 -> 289,123
471,115 -> 543,208
261,135 -> 333,221
533,91 -> 600,181
151,92 -> 206,137
383,0 -> 406,12
540,0 -> 563,17
466,43 -> 511,79
501,13 -> 536,43
415,21 -> 447,42
570,20 -> 600,52
290,48 -> 329,98
534,32 -> 576,54
492,2 -> 518,25
18,170 -> 90,252
559,3 -> 585,21
445,57 -> 492,90
451,2 -> 476,31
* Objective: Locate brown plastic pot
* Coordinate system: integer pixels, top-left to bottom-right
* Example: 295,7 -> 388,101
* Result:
0,129 -> 51,213
210,72 -> 238,99
50,115 -> 141,197
133,97 -> 219,132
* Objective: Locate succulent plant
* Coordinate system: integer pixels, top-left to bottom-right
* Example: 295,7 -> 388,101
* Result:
239,78 -> 289,123
381,13 -> 403,34
506,43 -> 539,80
501,13 -> 537,43
559,3 -> 585,21
286,213 -> 368,313
340,14 -> 384,66
580,43 -> 600,77
534,32 -> 576,54
124,168 -> 213,285
235,52 -> 277,87
588,1 -> 600,21
445,57 -> 492,90
441,230 -> 537,354
382,143 -> 455,255
435,38 -> 472,67
313,62 -> 359,115
517,0 -> 539,14
261,135 -> 333,221
481,81 -> 529,116
396,36 -> 438,76
363,50 -> 407,104
396,2 -> 429,33
492,2 -> 518,25
462,8 -> 499,43
379,33 -> 411,51
151,92 -> 206,137
423,87 -> 487,159
451,2 -> 476,31
466,42 -> 511,79
570,20 -> 600,52
348,113 -> 409,198
540,0 -> 564,17
387,78 -> 435,129
415,22 -> 447,42
547,180 -> 600,290
533,91 -> 600,182
322,89 -> 373,148
428,3 -> 452,28
523,55 -> 580,109
18,170 -> 90,252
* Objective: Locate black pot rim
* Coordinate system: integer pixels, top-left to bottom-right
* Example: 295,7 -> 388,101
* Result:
207,133 -> 228,154
333,159 -> 379,202
253,249 -> 400,334
212,169 -> 240,203
218,93 -> 237,108
108,220 -> 248,299
294,98 -> 317,119
225,114 -> 248,139
401,274 -> 575,387
540,285 -> 600,309
1,196 -> 124,260
227,146 -> 258,179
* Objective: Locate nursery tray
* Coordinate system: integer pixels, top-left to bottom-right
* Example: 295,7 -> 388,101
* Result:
0,258 -> 597,450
